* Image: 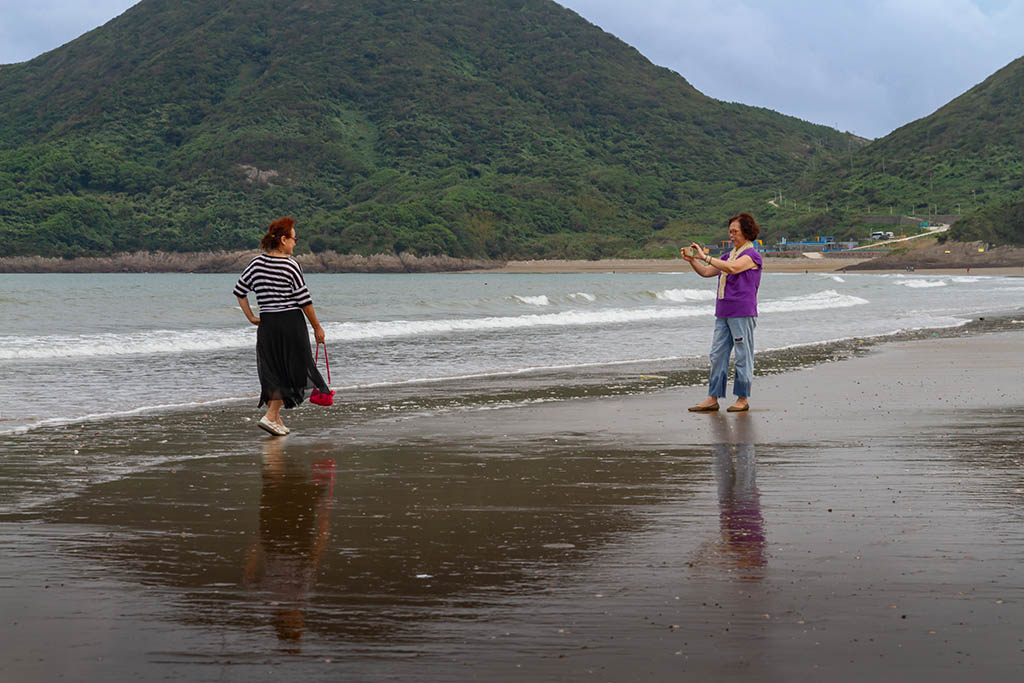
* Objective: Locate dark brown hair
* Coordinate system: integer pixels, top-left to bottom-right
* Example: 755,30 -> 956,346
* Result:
728,212 -> 760,241
259,216 -> 296,251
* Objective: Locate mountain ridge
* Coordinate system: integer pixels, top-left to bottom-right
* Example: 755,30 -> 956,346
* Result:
5,0 -> 1014,258
781,54 -> 1024,245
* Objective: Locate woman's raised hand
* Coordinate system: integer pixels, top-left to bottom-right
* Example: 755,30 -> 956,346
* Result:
680,242 -> 704,262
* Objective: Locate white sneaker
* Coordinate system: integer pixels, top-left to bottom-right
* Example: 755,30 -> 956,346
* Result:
258,416 -> 288,436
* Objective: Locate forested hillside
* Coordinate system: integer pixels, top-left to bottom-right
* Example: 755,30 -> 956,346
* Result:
781,56 -> 1024,245
0,0 -> 856,258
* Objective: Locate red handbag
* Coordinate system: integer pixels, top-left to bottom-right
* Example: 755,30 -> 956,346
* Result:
310,342 -> 335,406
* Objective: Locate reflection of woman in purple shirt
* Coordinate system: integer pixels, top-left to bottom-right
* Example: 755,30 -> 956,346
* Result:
681,213 -> 763,413
715,441 -> 766,572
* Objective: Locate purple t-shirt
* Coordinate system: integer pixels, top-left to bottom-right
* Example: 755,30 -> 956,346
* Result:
715,247 -> 762,318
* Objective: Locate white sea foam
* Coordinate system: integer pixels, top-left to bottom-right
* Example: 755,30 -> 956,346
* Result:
334,290 -> 865,339
568,292 -> 597,302
654,288 -> 717,302
514,294 -> 551,306
756,317 -> 971,355
895,279 -> 947,288
329,308 -> 711,340
0,328 -> 254,360
333,354 -> 684,391
760,290 -> 869,313
0,289 -> 869,360
0,396 -> 249,436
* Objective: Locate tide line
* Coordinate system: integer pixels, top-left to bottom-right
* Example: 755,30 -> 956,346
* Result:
0,396 -> 251,436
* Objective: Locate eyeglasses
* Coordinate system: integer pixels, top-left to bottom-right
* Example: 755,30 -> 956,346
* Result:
284,234 -> 297,243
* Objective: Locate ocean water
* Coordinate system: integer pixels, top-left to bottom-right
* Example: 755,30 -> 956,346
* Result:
1,270 -> 1023,435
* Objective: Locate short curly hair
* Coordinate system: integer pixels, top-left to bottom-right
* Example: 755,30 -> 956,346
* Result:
728,213 -> 760,241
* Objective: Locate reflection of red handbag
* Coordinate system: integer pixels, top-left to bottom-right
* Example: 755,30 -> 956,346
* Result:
310,342 -> 335,406
312,458 -> 336,497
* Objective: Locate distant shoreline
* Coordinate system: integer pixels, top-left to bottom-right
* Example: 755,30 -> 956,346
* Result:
2,249 -> 1023,275
473,257 -> 1024,275
0,250 -> 502,274
473,257 -> 865,274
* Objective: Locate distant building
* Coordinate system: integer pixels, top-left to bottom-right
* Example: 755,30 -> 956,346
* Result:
775,236 -> 839,252
719,239 -> 764,250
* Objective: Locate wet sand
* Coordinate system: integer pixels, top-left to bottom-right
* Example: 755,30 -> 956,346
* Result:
2,332 -> 1024,681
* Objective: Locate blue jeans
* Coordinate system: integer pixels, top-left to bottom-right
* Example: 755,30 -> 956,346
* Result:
708,316 -> 756,398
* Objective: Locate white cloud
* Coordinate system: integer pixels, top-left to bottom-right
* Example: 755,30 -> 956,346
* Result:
559,0 -> 1024,137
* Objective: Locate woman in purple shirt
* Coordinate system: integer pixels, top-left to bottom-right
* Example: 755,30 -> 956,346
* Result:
681,213 -> 763,413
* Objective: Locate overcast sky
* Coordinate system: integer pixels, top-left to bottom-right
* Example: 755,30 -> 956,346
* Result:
1,0 -> 1021,139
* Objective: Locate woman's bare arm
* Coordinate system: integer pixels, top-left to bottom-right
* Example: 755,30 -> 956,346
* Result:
301,304 -> 326,344
237,296 -> 259,325
710,254 -> 757,274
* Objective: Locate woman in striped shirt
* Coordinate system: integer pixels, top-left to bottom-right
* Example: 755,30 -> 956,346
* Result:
235,217 -> 330,436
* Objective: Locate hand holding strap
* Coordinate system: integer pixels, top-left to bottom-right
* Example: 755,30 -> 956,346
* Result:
315,342 -> 331,384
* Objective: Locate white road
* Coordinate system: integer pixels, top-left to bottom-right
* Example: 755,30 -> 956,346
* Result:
846,222 -> 949,250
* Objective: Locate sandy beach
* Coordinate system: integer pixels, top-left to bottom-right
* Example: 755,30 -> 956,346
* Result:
2,330 -> 1023,681
474,257 -> 1024,275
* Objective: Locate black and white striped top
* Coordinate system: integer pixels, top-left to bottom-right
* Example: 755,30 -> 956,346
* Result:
233,254 -> 313,313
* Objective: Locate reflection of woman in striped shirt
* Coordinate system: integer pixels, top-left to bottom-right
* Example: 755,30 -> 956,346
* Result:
234,217 -> 329,436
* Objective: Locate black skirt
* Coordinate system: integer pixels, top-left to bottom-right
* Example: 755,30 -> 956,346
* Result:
255,309 -> 329,409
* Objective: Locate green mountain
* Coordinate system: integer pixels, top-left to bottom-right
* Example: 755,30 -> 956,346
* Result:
948,198 -> 1024,244
0,0 -> 855,258
782,56 -> 1024,244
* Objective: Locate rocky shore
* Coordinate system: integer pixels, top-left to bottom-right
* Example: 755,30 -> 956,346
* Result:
0,250 -> 502,274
